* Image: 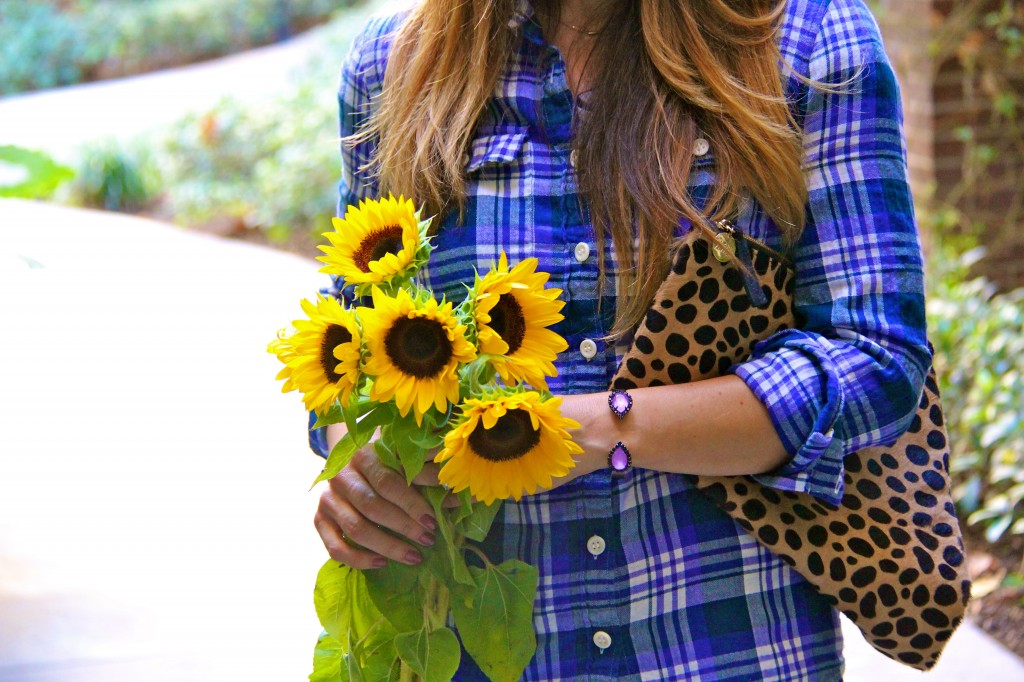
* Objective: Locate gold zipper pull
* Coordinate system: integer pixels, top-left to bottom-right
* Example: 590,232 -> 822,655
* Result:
712,219 -> 736,263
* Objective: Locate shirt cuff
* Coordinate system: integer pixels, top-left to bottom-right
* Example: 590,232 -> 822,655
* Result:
309,410 -> 329,460
730,330 -> 847,507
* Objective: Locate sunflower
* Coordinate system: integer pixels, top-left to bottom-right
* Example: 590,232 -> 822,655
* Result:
268,295 -> 362,415
435,391 -> 581,505
360,287 -> 476,424
317,195 -> 431,295
471,252 -> 568,389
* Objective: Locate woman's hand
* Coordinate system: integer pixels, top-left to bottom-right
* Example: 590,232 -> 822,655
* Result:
314,443 -> 445,570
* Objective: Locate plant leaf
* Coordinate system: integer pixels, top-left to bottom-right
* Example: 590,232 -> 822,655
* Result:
451,561 -> 538,682
394,627 -> 461,682
310,632 -> 349,682
457,500 -> 502,542
313,406 -> 394,486
364,561 -> 426,633
313,560 -> 383,645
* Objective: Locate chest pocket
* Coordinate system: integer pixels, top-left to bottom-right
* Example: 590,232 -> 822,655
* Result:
465,129 -> 529,174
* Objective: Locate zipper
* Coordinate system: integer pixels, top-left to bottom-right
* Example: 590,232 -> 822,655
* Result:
711,219 -> 772,309
714,219 -> 791,266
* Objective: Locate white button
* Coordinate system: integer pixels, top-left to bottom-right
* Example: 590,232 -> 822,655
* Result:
824,428 -> 835,438
593,630 -> 612,651
587,535 -> 606,557
579,338 -> 598,360
574,242 -> 590,263
693,137 -> 710,157
569,149 -> 578,168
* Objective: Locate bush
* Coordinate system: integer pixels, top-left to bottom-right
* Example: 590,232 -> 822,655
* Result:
928,238 -> 1024,542
0,0 -> 359,95
152,10 -> 375,244
69,140 -> 158,212
0,1 -> 89,93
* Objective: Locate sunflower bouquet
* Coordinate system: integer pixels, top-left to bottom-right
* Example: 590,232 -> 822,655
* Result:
269,195 -> 581,682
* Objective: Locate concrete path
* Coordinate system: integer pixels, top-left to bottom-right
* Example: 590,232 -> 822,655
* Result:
2,198 -> 1023,680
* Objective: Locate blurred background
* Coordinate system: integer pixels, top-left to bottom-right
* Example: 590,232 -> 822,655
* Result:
0,0 -> 1022,680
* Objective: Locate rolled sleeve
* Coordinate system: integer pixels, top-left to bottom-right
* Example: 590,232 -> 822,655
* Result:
728,0 -> 933,506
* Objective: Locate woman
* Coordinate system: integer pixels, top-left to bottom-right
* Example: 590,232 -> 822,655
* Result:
311,0 -> 931,678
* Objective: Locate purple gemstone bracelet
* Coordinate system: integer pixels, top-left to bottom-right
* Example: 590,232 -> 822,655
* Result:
608,389 -> 632,419
608,441 -> 632,479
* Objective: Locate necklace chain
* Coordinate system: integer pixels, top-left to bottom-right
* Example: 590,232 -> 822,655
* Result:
558,18 -> 601,36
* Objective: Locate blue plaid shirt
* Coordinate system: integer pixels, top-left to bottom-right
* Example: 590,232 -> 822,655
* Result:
312,0 -> 932,679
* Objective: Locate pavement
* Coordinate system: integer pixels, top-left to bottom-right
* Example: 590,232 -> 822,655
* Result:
1,4 -> 1023,680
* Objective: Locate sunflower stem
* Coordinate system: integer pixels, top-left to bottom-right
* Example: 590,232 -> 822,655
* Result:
466,543 -> 494,568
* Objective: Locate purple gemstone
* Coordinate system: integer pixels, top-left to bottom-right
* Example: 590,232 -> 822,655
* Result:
610,443 -> 630,471
611,392 -> 631,414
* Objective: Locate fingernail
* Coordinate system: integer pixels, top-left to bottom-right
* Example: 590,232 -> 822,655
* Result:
405,550 -> 423,566
371,557 -> 387,569
420,515 -> 437,531
419,531 -> 436,546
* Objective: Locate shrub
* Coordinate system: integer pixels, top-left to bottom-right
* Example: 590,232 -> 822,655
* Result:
69,140 -> 158,212
0,1 -> 88,94
928,238 -> 1024,542
153,10 -> 374,244
0,0 -> 359,95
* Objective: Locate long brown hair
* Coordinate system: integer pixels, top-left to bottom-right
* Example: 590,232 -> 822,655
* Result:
359,0 -> 805,337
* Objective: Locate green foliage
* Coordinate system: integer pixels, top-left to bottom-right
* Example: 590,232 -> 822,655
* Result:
393,627 -> 461,682
0,1 -> 87,93
0,0 -> 359,95
928,240 -> 1024,542
450,561 -> 539,682
0,145 -> 74,199
68,140 -> 157,212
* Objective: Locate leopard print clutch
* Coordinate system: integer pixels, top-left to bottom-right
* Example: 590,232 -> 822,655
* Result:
611,229 -> 970,671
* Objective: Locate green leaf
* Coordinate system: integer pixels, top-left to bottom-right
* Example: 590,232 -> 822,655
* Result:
394,627 -> 461,682
313,406 -> 394,486
313,560 -> 383,645
313,404 -> 347,430
0,145 -> 74,199
364,561 -> 427,633
423,486 -> 474,586
353,621 -> 400,682
373,438 -> 400,471
451,561 -> 538,682
390,413 -> 430,483
310,632 -> 349,682
457,500 -> 502,542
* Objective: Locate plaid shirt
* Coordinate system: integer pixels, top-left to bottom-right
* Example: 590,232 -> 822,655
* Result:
311,0 -> 932,678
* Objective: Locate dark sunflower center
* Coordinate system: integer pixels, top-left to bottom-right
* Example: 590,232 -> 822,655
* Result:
467,409 -> 541,462
353,225 -> 405,273
320,324 -> 353,382
489,294 -> 526,354
384,316 -> 453,379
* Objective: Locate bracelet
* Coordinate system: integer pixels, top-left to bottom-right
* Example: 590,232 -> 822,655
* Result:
608,389 -> 632,419
608,441 -> 632,479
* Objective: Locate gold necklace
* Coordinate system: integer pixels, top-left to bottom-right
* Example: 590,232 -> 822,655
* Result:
558,18 -> 601,36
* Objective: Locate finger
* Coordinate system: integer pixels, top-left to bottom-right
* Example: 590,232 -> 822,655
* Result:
314,511 -> 386,570
353,451 -> 438,535
320,486 -> 428,566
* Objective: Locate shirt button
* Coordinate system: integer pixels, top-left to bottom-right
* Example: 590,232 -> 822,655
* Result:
587,535 -> 606,557
579,338 -> 598,360
593,630 -> 612,651
574,242 -> 590,263
569,149 -> 578,168
693,137 -> 710,157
